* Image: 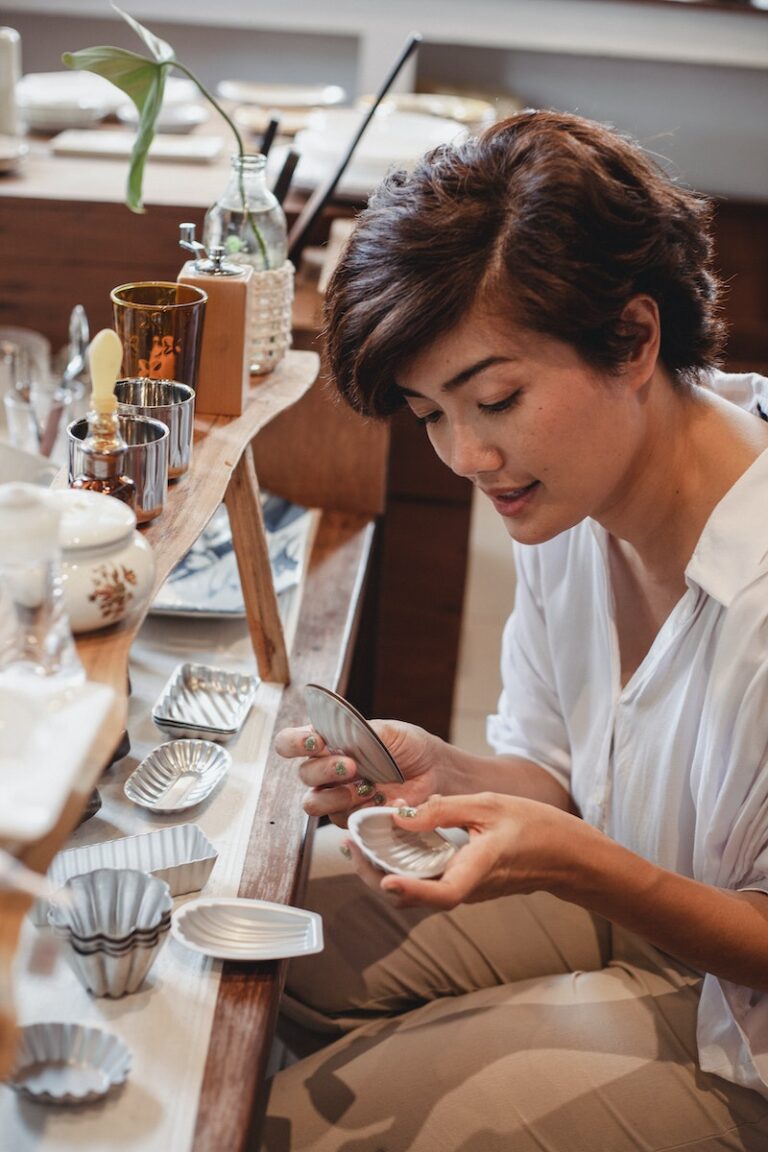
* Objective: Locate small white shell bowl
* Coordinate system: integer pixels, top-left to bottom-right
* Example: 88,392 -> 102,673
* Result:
347,807 -> 469,879
7,1022 -> 131,1103
47,867 -> 172,943
124,739 -> 231,812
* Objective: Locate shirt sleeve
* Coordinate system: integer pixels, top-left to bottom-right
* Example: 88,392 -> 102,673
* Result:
693,601 -> 768,1096
486,543 -> 572,793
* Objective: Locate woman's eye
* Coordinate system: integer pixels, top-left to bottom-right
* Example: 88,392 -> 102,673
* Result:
415,410 -> 442,426
480,391 -> 521,415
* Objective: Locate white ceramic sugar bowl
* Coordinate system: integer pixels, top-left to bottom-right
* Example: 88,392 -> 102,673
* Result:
47,489 -> 155,633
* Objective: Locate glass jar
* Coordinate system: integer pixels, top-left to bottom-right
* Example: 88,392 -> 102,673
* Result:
203,153 -> 287,273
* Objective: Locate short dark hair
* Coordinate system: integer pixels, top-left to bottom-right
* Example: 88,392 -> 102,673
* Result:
324,109 -> 726,418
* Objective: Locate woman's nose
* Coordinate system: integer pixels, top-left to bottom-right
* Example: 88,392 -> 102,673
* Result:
445,423 -> 503,479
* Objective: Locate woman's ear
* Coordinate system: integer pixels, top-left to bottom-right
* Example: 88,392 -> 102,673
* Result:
619,295 -> 661,391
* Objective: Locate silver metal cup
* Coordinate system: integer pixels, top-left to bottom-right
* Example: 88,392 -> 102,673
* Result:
114,378 -> 194,480
67,414 -> 169,523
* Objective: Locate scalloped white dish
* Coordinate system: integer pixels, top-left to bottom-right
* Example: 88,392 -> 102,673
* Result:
304,684 -> 404,784
7,1022 -> 131,1104
124,740 -> 231,812
348,807 -> 469,879
172,897 -> 323,961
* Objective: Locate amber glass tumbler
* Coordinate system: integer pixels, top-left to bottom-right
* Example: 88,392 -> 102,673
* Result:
111,282 -> 207,391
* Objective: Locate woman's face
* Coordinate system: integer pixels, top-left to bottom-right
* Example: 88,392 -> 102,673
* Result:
397,307 -> 648,545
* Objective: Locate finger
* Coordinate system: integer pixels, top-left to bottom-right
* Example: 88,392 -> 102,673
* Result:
298,754 -> 358,788
391,793 -> 471,833
342,839 -> 392,892
379,872 -> 463,910
274,725 -> 327,759
301,782 -> 388,819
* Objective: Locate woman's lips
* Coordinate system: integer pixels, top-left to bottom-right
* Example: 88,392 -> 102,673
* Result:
484,481 -> 539,517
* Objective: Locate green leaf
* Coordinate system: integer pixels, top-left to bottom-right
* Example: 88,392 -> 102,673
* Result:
110,3 -> 174,63
62,46 -> 168,211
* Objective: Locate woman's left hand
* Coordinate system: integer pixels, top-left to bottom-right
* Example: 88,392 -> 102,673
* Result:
346,791 -> 596,909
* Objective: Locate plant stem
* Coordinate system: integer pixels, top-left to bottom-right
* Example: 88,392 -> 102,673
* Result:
170,61 -> 270,269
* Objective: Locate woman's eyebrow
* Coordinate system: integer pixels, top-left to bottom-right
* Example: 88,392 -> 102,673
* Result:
399,356 -> 516,399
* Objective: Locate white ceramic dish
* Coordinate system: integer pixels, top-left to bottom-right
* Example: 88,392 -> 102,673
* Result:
16,71 -> 123,132
304,684 -> 404,784
172,897 -> 323,961
7,1022 -> 131,1104
216,80 -> 345,108
348,807 -> 469,879
124,739 -> 231,812
152,662 -> 259,741
0,681 -> 115,843
51,130 -> 224,163
150,498 -> 311,618
0,134 -> 29,174
116,101 -> 208,134
30,823 -> 217,927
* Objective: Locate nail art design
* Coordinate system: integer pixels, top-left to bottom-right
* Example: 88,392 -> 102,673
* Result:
372,792 -> 386,806
304,734 -> 318,752
339,844 -> 352,859
334,760 -> 347,776
397,806 -> 418,818
355,780 -> 374,798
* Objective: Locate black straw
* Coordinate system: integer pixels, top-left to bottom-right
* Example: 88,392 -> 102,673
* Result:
287,31 -> 422,263
260,114 -> 281,158
272,149 -> 300,206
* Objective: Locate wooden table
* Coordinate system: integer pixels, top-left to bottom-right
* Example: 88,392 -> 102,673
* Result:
0,348 -> 384,1148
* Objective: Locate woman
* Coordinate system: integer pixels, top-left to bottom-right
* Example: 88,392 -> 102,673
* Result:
261,111 -> 768,1150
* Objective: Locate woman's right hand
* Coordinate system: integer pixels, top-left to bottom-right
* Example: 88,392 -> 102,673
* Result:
273,719 -> 445,827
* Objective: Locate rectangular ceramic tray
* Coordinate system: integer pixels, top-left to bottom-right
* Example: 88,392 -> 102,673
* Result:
30,823 -> 217,926
152,662 -> 259,741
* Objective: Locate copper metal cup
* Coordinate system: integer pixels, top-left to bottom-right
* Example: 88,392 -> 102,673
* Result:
110,282 -> 207,391
67,414 -> 169,523
115,378 -> 194,480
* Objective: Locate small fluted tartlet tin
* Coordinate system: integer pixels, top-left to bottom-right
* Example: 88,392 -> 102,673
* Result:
47,868 -> 172,943
152,662 -> 259,741
59,927 -> 170,997
7,1022 -> 131,1103
347,807 -> 469,879
124,739 -> 231,812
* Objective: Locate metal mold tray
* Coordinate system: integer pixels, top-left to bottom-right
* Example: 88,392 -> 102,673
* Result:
30,823 -> 217,926
152,662 -> 259,741
124,740 -> 231,812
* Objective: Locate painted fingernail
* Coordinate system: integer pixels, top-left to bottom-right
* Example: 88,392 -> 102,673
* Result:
304,734 -> 318,752
339,844 -> 352,859
372,792 -> 386,806
398,806 -> 418,818
334,760 -> 347,777
355,780 -> 374,797
385,883 -> 403,897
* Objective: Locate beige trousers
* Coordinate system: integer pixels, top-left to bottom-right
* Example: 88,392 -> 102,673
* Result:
260,824 -> 768,1152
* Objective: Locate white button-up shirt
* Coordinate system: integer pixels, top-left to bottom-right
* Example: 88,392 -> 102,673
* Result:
487,372 -> 768,1095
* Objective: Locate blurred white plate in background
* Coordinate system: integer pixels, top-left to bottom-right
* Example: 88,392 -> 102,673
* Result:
217,80 -> 346,108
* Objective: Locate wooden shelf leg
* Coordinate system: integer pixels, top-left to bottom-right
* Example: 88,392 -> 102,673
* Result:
224,446 -> 290,684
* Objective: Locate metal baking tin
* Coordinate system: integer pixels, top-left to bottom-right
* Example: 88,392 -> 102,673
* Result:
30,823 -> 217,926
304,684 -> 405,784
124,739 -> 231,812
347,807 -> 469,879
152,662 -> 259,741
7,1022 -> 131,1104
171,897 -> 324,962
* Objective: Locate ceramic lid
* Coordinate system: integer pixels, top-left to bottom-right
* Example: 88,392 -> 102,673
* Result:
0,482 -> 61,562
46,488 -> 137,551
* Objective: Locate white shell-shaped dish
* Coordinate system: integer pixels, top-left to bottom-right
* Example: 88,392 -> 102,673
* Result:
7,1022 -> 131,1104
304,684 -> 404,784
47,868 -> 171,942
124,740 -> 231,812
348,808 -> 469,879
30,824 -> 217,927
172,897 -> 323,961
153,663 -> 259,741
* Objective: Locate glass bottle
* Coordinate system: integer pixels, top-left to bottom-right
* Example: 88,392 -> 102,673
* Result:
0,483 -> 84,692
70,408 -> 137,509
202,153 -> 287,273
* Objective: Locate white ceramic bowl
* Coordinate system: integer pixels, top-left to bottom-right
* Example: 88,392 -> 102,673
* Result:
46,488 -> 155,633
